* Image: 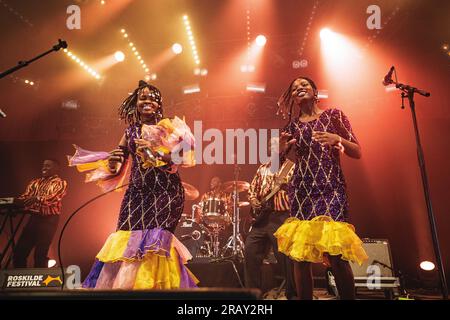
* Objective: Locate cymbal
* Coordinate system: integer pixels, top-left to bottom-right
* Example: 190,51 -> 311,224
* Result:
238,201 -> 250,207
222,181 -> 250,193
182,182 -> 199,201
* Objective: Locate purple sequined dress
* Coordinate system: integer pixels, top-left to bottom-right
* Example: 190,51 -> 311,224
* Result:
81,122 -> 198,289
116,123 -> 184,232
283,108 -> 358,222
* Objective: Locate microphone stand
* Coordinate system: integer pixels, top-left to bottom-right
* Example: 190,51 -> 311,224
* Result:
373,260 -> 408,297
391,78 -> 448,300
0,39 -> 67,80
0,39 -> 68,119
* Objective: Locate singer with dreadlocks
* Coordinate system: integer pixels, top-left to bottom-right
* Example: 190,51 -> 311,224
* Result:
274,77 -> 368,299
68,80 -> 198,289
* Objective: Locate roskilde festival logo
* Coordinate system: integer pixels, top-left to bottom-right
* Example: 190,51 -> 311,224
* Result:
4,273 -> 63,289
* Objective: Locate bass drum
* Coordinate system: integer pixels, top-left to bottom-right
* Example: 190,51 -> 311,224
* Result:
174,217 -> 207,258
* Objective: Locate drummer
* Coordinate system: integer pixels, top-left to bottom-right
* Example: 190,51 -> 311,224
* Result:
197,177 -> 232,222
201,177 -> 231,204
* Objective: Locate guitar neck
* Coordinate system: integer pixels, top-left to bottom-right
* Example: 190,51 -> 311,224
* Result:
260,160 -> 295,203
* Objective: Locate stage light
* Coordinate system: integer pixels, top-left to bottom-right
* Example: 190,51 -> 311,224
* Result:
320,28 -> 333,40
183,84 -> 200,95
150,73 -> 157,80
320,28 -> 362,82
24,79 -> 29,84
246,82 -> 266,93
420,261 -> 435,271
183,15 -> 201,66
101,0 -> 106,5
63,49 -> 102,79
114,51 -> 125,62
255,35 -> 267,47
62,100 -> 80,110
172,43 -> 183,55
442,43 -> 449,51
194,67 -> 201,75
200,68 -> 208,76
120,29 -> 149,76
48,259 -> 56,268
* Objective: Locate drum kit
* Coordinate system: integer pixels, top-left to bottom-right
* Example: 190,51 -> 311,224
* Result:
179,180 -> 250,260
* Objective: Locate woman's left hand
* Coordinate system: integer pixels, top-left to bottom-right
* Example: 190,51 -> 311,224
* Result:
312,131 -> 341,146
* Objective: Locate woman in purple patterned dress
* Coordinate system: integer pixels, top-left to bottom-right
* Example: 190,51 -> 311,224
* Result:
80,80 -> 198,289
274,77 -> 368,299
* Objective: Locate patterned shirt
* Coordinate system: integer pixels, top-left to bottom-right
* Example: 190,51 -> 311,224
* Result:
18,175 -> 68,216
248,160 -> 295,212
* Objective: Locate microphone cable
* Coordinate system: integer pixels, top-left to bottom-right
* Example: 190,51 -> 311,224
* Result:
57,183 -> 129,290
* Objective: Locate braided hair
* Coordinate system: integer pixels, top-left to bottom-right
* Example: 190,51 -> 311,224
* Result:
276,76 -> 318,122
118,80 -> 163,125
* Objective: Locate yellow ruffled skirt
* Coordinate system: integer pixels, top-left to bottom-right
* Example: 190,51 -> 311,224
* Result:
82,228 -> 199,289
274,215 -> 368,265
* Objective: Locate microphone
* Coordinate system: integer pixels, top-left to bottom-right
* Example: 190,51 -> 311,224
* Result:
53,39 -> 68,51
382,66 -> 395,86
0,108 -> 6,118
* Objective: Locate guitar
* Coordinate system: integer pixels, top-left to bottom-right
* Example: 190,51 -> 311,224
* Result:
250,159 -> 295,225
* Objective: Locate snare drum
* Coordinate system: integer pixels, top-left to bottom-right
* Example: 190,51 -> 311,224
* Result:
202,197 -> 229,226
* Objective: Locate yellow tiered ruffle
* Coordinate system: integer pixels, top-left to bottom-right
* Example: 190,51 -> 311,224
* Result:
83,229 -> 199,290
274,215 -> 368,265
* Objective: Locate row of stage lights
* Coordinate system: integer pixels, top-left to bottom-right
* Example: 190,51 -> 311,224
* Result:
63,48 -> 101,79
183,15 -> 200,66
121,29 -> 150,74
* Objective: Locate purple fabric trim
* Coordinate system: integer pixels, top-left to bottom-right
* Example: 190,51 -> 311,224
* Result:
177,258 -> 198,288
68,145 -> 110,166
82,259 -> 104,288
122,228 -> 173,260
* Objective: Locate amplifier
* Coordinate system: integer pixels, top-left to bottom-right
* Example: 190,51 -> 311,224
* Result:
350,238 -> 395,277
328,238 -> 400,298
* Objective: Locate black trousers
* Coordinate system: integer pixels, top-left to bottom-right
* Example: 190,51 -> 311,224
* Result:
13,214 -> 59,268
244,211 -> 296,299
